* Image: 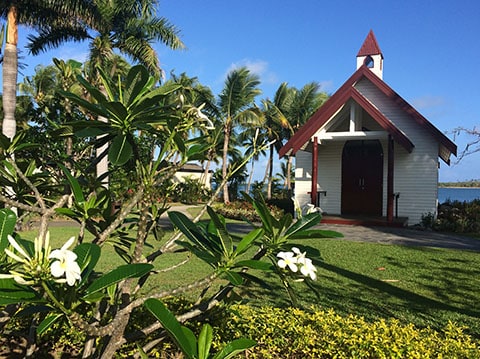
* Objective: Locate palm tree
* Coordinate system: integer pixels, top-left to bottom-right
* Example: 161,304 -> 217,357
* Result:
240,126 -> 267,194
261,82 -> 293,199
217,67 -> 261,204
28,0 -> 184,81
1,1 -> 99,140
284,83 -> 328,190
276,161 -> 293,189
27,0 -> 185,186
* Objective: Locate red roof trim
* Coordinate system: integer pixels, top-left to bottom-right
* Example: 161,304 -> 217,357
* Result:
279,69 -> 366,157
279,65 -> 457,159
357,30 -> 383,57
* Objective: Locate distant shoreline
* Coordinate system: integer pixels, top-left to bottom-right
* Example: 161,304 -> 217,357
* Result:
439,186 -> 480,189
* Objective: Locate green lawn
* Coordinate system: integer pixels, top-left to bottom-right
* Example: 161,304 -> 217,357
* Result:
243,238 -> 480,337
20,224 -> 480,338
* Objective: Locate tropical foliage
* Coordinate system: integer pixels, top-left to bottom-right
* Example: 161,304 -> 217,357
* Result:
213,304 -> 480,358
0,62 -> 341,358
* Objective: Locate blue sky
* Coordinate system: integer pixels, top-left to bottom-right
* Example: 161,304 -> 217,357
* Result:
12,0 -> 480,182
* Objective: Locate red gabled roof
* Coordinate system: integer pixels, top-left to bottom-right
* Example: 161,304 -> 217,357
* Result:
357,30 -> 383,57
279,65 -> 457,163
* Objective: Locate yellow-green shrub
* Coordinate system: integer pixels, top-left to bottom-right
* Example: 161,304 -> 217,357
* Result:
213,305 -> 480,358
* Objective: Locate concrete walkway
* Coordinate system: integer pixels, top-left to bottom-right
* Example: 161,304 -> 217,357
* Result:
32,204 -> 480,252
163,205 -> 480,252
316,223 -> 480,251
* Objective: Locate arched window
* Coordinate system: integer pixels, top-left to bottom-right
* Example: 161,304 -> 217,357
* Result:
364,55 -> 374,68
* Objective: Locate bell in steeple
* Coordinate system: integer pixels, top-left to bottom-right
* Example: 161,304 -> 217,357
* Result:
356,30 -> 384,79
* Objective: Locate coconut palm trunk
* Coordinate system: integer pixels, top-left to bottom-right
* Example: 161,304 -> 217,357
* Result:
2,6 -> 18,140
267,142 -> 274,199
246,158 -> 255,194
221,121 -> 231,203
97,115 -> 109,187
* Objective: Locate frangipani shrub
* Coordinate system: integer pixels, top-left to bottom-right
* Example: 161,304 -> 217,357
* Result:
0,65 -> 341,358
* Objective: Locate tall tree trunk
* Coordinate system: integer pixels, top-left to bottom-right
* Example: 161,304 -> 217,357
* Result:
96,129 -> 109,187
221,122 -> 231,204
286,155 -> 293,191
201,159 -> 211,189
2,7 -> 19,216
267,144 -> 274,199
246,159 -> 255,194
97,81 -> 109,187
262,157 -> 270,183
2,6 -> 18,140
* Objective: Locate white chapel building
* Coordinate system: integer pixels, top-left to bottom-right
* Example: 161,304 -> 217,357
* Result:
279,30 -> 457,225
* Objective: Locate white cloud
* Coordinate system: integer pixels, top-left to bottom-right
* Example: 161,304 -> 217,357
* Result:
223,59 -> 278,85
318,80 -> 334,93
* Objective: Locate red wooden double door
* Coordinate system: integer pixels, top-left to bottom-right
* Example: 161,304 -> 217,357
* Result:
341,140 -> 383,216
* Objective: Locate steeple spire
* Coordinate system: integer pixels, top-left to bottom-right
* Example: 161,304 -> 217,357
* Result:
356,30 -> 384,79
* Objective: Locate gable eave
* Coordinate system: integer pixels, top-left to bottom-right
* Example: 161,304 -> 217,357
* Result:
280,64 -> 457,162
279,66 -> 414,156
279,67 -> 368,157
359,67 -> 458,157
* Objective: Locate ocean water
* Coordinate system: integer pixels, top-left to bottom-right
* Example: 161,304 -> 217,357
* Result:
438,187 -> 480,203
228,184 -> 480,203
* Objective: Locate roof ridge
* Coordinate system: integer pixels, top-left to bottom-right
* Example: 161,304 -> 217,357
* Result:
357,29 -> 383,57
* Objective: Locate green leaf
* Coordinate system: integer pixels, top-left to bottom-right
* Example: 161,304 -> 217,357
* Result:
83,263 -> 153,297
109,135 -> 133,166
76,75 -> 108,104
0,132 -> 11,150
186,143 -> 210,161
136,343 -> 149,359
0,279 -> 42,305
207,207 -> 233,257
124,65 -> 150,106
0,208 -> 16,252
104,102 -> 128,124
13,143 -> 41,152
234,228 -> 263,256
74,243 -> 101,286
58,163 -> 85,204
250,198 -> 274,234
54,208 -> 78,218
37,313 -> 63,336
224,271 -> 243,286
284,212 -> 322,237
198,324 -> 213,359
168,212 -> 212,251
234,260 -> 273,271
60,90 -> 109,118
144,298 -> 197,358
212,338 -> 256,359
175,240 -> 219,266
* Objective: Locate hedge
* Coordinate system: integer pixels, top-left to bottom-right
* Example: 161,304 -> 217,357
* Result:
212,304 -> 480,358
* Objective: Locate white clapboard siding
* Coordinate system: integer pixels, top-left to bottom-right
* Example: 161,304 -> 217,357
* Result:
295,151 -> 314,212
355,79 -> 439,224
296,143 -> 344,215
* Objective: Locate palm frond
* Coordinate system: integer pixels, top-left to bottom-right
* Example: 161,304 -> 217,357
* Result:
27,26 -> 90,55
219,67 -> 261,118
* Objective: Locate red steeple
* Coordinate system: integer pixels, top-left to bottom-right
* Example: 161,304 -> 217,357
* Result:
357,30 -> 383,57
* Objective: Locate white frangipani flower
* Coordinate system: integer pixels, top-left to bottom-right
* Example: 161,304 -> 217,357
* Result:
5,235 -> 31,263
299,258 -> 317,280
277,251 -> 298,273
196,104 -> 215,129
277,247 -> 318,281
48,237 -> 81,286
